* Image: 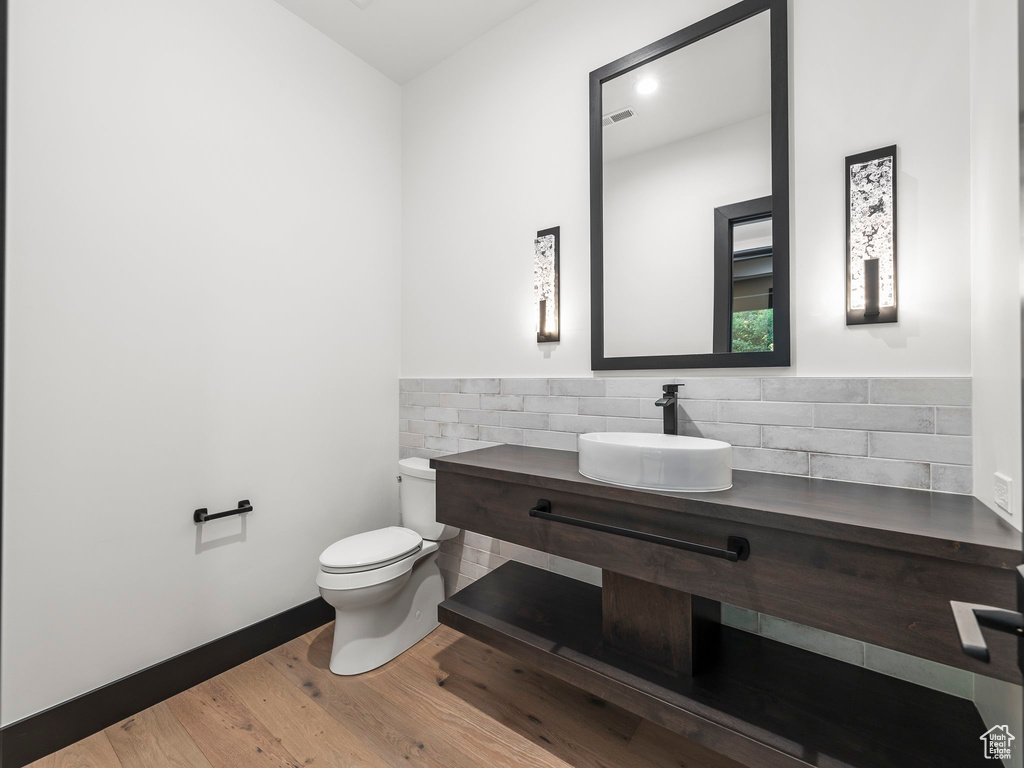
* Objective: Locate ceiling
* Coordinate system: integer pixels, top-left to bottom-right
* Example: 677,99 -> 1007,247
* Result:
273,0 -> 541,84
602,11 -> 771,162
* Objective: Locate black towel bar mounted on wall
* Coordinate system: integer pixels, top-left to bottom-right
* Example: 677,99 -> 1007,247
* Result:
528,499 -> 750,562
194,500 -> 253,524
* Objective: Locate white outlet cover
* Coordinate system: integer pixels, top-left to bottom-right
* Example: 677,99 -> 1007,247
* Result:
993,472 -> 1012,517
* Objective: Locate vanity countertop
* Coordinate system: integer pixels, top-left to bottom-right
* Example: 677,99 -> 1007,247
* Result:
432,444 -> 1019,569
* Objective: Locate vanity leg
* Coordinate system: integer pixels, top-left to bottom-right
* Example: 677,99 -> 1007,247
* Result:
601,570 -> 720,676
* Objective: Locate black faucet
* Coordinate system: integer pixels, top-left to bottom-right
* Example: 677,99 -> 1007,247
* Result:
655,384 -> 682,435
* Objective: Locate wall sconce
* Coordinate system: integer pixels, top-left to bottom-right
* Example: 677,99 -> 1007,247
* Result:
846,145 -> 898,325
535,226 -> 560,342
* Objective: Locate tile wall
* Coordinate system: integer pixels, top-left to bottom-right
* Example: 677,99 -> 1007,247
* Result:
400,376 -> 973,493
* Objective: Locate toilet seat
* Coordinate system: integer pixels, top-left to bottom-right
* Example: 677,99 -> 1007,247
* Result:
317,539 -> 439,592
319,526 -> 423,574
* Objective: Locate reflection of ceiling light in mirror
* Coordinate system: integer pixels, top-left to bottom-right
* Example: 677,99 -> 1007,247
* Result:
635,77 -> 658,95
348,0 -> 375,9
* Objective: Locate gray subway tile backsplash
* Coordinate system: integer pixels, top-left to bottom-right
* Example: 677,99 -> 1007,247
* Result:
479,426 -> 525,444
868,432 -> 972,465
459,378 -> 501,394
523,395 -> 579,414
677,400 -> 718,422
732,447 -> 810,475
401,391 -> 440,407
679,421 -> 762,447
439,392 -> 480,409
762,425 -> 869,456
523,429 -> 578,450
809,453 -> 931,490
863,644 -> 974,699
423,435 -> 460,453
422,378 -> 459,393
501,378 -> 549,395
399,432 -> 424,448
458,409 -> 502,426
407,419 -> 441,436
440,423 -> 479,440
478,394 -> 524,411
423,406 -> 459,423
869,377 -> 971,406
762,377 -> 869,404
500,411 -> 550,429
721,603 -> 759,633
677,377 -> 762,400
605,417 -> 662,434
549,378 -> 607,397
937,406 -> 972,436
718,401 -> 814,427
401,376 -> 973,496
931,463 -> 974,494
758,614 -> 866,666
398,405 -> 425,421
578,397 -> 642,417
548,413 -> 608,433
814,403 -> 935,433
604,377 -> 672,398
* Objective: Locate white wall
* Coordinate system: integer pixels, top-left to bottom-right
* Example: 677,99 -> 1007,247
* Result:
968,0 -> 1023,760
969,0 -> 1023,532
2,0 -> 402,725
603,115 -> 771,357
401,0 -> 974,378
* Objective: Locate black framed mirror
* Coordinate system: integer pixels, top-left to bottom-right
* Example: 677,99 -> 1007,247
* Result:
590,0 -> 789,371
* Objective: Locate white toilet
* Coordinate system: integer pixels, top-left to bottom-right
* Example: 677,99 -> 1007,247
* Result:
316,457 -> 458,675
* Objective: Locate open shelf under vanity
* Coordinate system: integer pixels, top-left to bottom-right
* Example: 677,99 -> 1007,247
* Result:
431,444 -> 1019,768
440,560 -> 988,768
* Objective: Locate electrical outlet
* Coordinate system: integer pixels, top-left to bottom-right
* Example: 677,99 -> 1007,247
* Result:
993,473 -> 1012,516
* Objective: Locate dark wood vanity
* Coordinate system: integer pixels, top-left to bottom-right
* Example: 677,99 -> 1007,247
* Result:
432,444 -> 1019,768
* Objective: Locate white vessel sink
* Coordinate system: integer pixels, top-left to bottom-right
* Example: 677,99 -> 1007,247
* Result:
578,432 -> 732,492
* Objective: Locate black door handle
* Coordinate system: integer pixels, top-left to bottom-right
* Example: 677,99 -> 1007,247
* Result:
528,499 -> 749,562
950,564 -> 1024,663
950,601 -> 1023,662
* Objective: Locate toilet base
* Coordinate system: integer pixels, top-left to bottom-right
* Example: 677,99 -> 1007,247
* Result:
322,551 -> 444,675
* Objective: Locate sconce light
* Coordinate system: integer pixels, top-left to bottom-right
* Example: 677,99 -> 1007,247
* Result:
846,145 -> 898,325
534,227 -> 560,343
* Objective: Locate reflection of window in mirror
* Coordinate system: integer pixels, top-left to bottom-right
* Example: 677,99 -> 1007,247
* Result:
731,217 -> 773,353
713,196 -> 773,355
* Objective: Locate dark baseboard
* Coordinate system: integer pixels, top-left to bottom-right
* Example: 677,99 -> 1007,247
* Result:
0,597 -> 333,768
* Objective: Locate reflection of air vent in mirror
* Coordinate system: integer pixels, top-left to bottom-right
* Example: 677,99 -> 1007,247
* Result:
601,107 -> 636,127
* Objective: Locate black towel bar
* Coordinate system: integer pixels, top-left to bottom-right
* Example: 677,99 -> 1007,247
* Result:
194,500 -> 253,524
528,499 -> 749,562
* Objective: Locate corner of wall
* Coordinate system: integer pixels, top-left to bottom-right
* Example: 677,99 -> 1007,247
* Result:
969,0 -> 1023,531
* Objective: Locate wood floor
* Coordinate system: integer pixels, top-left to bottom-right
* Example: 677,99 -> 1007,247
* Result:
28,622 -> 743,768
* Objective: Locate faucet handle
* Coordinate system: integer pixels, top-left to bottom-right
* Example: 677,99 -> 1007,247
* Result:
662,383 -> 681,395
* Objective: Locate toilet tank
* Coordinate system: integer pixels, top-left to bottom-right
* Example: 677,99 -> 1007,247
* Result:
398,458 -> 459,542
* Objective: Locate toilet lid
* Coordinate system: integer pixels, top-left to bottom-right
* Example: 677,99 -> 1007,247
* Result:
319,526 -> 423,574
398,456 -> 434,480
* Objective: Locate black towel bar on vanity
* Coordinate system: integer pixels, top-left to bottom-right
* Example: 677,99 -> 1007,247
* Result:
528,499 -> 750,562
194,499 -> 253,524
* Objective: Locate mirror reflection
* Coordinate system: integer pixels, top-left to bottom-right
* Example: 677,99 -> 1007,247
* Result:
600,11 -> 772,360
713,197 -> 773,354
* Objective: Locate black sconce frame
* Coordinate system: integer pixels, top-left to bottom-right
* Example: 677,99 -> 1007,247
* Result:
536,226 -> 560,343
846,144 -> 898,325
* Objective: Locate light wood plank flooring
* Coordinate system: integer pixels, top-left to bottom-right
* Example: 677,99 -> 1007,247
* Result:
29,623 -> 742,768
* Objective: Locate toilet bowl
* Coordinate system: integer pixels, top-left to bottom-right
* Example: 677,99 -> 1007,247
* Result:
316,457 -> 458,675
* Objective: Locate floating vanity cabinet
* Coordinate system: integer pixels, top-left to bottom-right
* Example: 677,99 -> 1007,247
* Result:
432,444 -> 1019,768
